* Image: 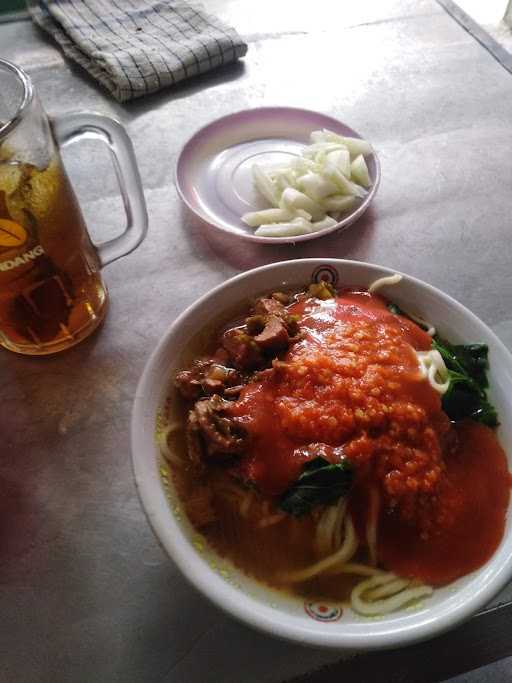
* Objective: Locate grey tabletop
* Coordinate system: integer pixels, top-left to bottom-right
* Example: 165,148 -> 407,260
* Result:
2,2 -> 512,682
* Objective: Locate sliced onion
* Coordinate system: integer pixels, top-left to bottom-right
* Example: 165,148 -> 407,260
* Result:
318,129 -> 373,157
324,163 -> 367,199
326,149 -> 351,178
242,208 -> 293,227
255,217 -> 313,237
322,195 -> 357,212
311,215 -> 338,232
351,154 -> 371,187
252,164 -> 279,206
299,172 -> 338,200
279,187 -> 325,221
245,128 -> 373,238
303,142 -> 348,158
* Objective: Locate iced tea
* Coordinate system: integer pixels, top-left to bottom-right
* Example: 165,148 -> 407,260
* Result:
0,155 -> 107,354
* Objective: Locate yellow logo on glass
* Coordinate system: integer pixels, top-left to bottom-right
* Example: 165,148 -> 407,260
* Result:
0,219 -> 27,248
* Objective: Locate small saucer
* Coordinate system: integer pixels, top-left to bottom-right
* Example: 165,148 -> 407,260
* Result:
175,107 -> 380,244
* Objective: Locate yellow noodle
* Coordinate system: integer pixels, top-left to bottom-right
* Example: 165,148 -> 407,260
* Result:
332,499 -> 347,551
316,503 -> 342,555
368,273 -> 402,294
351,573 -> 433,616
157,423 -> 183,466
281,513 -> 357,583
366,486 -> 380,566
331,563 -> 383,577
366,577 -> 409,600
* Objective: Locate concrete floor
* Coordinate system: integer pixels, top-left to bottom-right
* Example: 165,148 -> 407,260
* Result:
450,656 -> 512,683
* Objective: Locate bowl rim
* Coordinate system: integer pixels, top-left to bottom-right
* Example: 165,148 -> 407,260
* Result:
174,106 -> 381,245
131,258 -> 512,650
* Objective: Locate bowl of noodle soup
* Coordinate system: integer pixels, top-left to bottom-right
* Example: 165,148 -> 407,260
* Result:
131,259 -> 512,649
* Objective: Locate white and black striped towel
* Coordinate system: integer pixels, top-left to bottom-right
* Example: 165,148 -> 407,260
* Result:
29,0 -> 247,102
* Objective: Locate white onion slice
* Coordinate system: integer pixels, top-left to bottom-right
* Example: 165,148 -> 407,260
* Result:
311,215 -> 338,232
255,217 -> 313,237
324,163 -> 367,199
245,128 -> 373,238
326,149 -> 351,177
252,164 -> 279,206
299,172 -> 338,200
279,187 -> 325,221
318,129 -> 373,157
322,195 -> 357,212
242,208 -> 293,227
351,154 -> 371,187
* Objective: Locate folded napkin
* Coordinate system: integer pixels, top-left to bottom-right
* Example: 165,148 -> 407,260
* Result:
29,0 -> 248,102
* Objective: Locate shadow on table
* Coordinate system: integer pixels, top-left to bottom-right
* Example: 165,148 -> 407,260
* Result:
114,560 -> 348,682
123,61 -> 247,121
29,18 -> 247,119
178,203 -> 377,273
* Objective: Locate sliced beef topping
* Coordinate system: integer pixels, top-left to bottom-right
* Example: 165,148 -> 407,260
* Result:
221,328 -> 264,370
270,291 -> 291,305
254,296 -> 287,318
253,297 -> 300,340
189,394 -> 248,460
254,315 -> 289,352
220,297 -> 302,370
175,359 -> 242,400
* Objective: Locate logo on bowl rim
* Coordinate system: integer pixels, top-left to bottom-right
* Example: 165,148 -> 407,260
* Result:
304,601 -> 342,622
311,265 -> 339,287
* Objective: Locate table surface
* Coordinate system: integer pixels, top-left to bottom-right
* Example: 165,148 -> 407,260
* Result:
2,2 -> 512,681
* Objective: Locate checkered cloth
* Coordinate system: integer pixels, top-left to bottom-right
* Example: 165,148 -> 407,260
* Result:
29,0 -> 248,102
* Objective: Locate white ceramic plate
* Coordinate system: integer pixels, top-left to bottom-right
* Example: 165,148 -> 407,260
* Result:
175,108 -> 380,244
131,259 -> 512,650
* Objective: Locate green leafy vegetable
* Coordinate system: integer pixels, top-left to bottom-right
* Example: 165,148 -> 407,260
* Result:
449,343 -> 489,388
387,302 -> 498,426
432,337 -> 498,426
279,456 -> 353,517
387,302 -> 404,317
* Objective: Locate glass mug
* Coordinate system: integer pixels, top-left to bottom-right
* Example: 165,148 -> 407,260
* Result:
0,58 -> 147,355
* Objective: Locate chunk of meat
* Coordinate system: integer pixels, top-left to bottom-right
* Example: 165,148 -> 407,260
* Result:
245,315 -> 266,335
253,297 -> 300,341
285,314 -> 301,339
190,394 -> 248,460
254,297 -> 287,318
271,291 -> 291,305
224,385 -> 244,398
213,347 -> 230,364
222,328 -> 264,370
254,315 -> 289,352
175,360 -> 241,400
176,369 -> 202,400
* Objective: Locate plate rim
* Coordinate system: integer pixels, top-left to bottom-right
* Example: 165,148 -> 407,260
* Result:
174,106 -> 381,245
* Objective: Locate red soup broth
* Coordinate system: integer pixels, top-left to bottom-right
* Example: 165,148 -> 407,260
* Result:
170,290 -> 510,601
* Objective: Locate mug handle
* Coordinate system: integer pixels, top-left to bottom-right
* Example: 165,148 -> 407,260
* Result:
52,112 -> 148,267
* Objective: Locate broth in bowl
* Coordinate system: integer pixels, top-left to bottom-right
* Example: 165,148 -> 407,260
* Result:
158,275 -> 510,617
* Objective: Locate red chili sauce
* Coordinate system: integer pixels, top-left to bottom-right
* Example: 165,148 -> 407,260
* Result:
227,291 -> 510,586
